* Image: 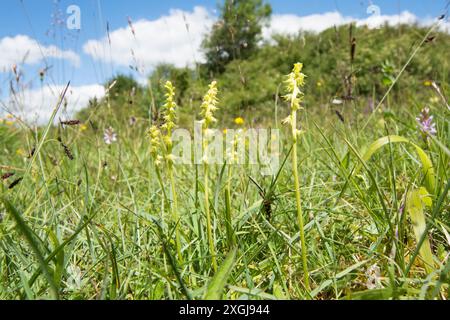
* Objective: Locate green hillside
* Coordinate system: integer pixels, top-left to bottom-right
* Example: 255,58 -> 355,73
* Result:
79,24 -> 449,129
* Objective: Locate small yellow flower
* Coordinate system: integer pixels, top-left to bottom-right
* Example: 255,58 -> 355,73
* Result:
79,124 -> 88,132
429,96 -> 439,104
234,117 -> 245,125
3,114 -> 15,126
16,149 -> 26,157
316,81 -> 323,87
223,128 -> 228,134
423,80 -> 432,87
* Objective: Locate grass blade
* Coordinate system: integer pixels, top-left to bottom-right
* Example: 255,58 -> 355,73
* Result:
2,197 -> 59,299
204,247 -> 238,300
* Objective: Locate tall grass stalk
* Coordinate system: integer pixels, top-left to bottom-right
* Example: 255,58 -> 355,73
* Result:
224,131 -> 239,248
224,165 -> 236,248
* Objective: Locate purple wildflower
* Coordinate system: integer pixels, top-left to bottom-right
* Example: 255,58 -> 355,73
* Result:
416,107 -> 437,140
104,127 -> 118,145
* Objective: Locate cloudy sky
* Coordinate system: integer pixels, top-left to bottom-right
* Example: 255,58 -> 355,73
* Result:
0,0 -> 448,123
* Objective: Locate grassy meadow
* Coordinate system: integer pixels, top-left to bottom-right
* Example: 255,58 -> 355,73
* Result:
0,16 -> 449,300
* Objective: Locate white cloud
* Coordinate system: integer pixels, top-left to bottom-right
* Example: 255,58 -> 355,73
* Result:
2,84 -> 105,125
356,11 -> 418,29
83,7 -> 448,71
0,35 -> 80,71
264,11 -> 352,37
83,6 -> 215,71
264,11 -> 448,38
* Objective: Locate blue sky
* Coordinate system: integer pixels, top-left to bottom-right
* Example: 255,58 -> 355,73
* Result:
0,0 -> 446,35
0,0 -> 447,85
0,0 -> 448,123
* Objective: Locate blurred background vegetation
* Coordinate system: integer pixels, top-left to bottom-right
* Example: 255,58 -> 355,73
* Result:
76,0 -> 449,130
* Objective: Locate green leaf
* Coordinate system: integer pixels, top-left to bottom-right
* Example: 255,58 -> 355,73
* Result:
406,188 -> 435,274
349,287 -> 406,300
311,260 -> 368,298
204,248 -> 238,300
2,197 -> 59,299
47,230 -> 65,291
356,135 -> 436,192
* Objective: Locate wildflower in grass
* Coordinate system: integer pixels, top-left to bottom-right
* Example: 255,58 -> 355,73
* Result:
104,127 -> 118,145
79,124 -> 88,132
416,107 -> 437,141
4,114 -> 15,126
147,124 -> 168,217
148,125 -> 163,166
16,149 -> 26,157
65,264 -> 86,292
160,81 -> 183,261
429,96 -> 439,104
283,62 -> 310,292
365,264 -> 382,289
200,82 -> 219,130
162,82 -> 177,129
234,117 -> 245,125
423,80 -> 432,87
129,116 -> 137,126
200,81 -> 219,271
332,98 -> 343,105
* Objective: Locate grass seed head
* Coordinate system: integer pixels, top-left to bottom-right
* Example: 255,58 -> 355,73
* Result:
1,172 -> 15,180
8,177 -> 23,189
58,137 -> 74,160
61,120 -> 81,126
